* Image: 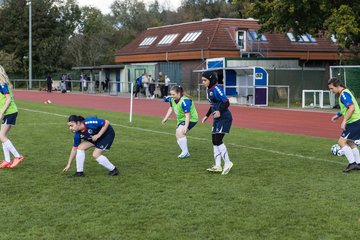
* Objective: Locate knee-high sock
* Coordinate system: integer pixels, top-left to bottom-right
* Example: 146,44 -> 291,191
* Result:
218,143 -> 231,164
342,146 -> 355,164
177,136 -> 188,154
213,145 -> 221,167
76,149 -> 85,172
96,155 -> 115,171
2,143 -> 11,162
352,147 -> 360,164
3,139 -> 20,158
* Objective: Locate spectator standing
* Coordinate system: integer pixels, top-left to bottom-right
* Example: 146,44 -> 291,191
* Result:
142,73 -> 150,98
79,74 -> 84,91
133,75 -> 142,98
164,75 -> 171,96
46,74 -> 52,93
158,72 -> 165,98
148,74 -> 155,99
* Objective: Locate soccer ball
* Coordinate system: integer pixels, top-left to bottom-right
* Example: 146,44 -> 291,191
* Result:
331,144 -> 343,156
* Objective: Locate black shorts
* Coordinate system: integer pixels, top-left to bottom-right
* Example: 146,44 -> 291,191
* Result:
177,121 -> 197,131
341,119 -> 360,141
90,125 -> 115,150
2,112 -> 18,126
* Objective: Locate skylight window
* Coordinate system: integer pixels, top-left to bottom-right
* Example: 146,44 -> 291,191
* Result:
158,34 -> 178,45
139,36 -> 157,46
331,34 -> 337,43
248,31 -> 267,42
180,31 -> 202,43
287,32 -> 317,43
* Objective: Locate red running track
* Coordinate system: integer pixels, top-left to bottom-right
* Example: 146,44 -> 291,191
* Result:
13,90 -> 339,139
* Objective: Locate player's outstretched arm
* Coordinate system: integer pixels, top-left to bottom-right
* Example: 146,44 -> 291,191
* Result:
63,146 -> 77,172
162,107 -> 173,125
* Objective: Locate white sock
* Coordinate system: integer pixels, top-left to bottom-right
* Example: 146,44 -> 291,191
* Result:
342,146 -> 355,164
352,148 -> 360,164
3,140 -> 20,158
213,145 -> 222,167
177,137 -> 189,154
218,143 -> 231,164
2,143 -> 11,162
76,149 -> 85,172
96,155 -> 115,171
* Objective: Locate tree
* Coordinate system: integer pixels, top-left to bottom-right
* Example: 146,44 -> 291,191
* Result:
240,0 -> 360,51
0,0 -> 81,77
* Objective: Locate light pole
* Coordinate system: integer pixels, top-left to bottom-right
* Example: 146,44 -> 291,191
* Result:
28,0 -> 32,89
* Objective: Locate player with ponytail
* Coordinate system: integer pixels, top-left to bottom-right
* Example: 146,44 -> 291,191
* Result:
162,85 -> 198,158
64,114 -> 119,177
0,65 -> 24,169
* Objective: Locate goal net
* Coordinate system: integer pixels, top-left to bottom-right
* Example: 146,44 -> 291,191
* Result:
330,66 -> 360,98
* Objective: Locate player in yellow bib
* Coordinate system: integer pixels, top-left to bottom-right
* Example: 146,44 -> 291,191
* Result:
0,65 -> 24,169
162,86 -> 198,158
328,77 -> 360,172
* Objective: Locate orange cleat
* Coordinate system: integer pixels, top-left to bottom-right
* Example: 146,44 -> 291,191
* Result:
10,155 -> 24,168
0,160 -> 12,168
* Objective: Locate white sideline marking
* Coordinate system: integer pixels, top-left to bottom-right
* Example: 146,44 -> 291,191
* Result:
19,108 -> 343,165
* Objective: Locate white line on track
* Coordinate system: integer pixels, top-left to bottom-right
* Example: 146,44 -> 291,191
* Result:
19,107 -> 342,165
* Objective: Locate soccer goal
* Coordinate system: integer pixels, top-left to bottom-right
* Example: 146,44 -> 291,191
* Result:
330,65 -> 360,97
302,90 -> 335,108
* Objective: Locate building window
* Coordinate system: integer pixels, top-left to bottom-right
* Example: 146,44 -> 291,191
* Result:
180,31 -> 202,43
248,31 -> 267,42
237,30 -> 247,51
158,34 -> 179,45
139,36 -> 157,46
287,32 -> 317,43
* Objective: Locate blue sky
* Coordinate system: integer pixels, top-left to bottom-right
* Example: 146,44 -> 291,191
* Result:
77,0 -> 182,14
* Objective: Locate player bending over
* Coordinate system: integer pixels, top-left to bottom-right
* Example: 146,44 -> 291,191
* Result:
64,115 -> 119,177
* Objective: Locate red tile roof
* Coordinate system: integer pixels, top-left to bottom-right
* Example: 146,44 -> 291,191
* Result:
115,18 -> 340,60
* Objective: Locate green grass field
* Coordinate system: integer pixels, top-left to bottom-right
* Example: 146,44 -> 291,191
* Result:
2,100 -> 360,239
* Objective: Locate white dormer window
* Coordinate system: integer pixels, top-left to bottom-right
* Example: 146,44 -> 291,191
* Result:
139,36 -> 157,46
158,34 -> 178,45
237,30 -> 247,51
180,31 -> 202,43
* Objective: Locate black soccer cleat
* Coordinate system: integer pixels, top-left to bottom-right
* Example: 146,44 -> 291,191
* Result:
69,171 -> 85,178
343,163 -> 358,173
108,167 -> 119,176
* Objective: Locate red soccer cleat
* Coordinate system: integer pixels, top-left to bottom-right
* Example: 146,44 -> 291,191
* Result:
10,155 -> 24,168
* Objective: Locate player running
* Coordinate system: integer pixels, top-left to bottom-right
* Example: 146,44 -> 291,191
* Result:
201,71 -> 234,175
64,115 -> 119,177
0,65 -> 24,169
328,77 -> 360,172
162,85 -> 198,158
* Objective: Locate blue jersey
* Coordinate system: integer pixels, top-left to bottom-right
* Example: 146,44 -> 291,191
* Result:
340,91 -> 354,108
73,117 -> 106,147
206,84 -> 229,112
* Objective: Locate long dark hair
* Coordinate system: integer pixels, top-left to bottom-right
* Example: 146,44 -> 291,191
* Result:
68,115 -> 85,123
170,85 -> 193,100
328,77 -> 345,88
